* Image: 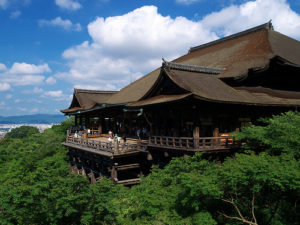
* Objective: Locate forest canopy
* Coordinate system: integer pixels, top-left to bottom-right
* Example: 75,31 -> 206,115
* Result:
0,112 -> 299,225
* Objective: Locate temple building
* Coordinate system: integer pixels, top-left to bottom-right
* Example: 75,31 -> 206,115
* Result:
61,22 -> 300,185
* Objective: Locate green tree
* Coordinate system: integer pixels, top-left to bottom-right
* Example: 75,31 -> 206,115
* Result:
6,126 -> 39,139
236,111 -> 300,158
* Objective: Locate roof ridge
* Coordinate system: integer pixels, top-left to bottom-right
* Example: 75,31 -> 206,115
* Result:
74,88 -> 117,94
189,21 -> 274,53
162,59 -> 224,74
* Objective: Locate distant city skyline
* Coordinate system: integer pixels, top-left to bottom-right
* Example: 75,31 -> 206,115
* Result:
0,0 -> 300,116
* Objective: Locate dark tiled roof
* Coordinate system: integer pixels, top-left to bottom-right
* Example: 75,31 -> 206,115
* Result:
162,60 -> 224,74
107,22 -> 300,105
127,93 -> 192,107
128,68 -> 300,107
61,89 -> 117,114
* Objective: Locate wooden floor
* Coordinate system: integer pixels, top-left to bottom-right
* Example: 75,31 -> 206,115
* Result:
63,135 -> 148,158
88,136 -> 148,145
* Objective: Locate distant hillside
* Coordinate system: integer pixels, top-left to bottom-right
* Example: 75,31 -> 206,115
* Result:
0,114 -> 66,124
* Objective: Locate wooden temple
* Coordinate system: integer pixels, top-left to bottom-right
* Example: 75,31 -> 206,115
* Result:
61,22 -> 300,185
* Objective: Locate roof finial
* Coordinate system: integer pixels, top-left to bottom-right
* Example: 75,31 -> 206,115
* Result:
267,20 -> 274,30
162,58 -> 170,70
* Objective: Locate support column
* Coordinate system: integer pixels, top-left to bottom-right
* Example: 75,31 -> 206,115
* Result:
213,127 -> 219,137
88,171 -> 96,184
193,126 -> 200,149
111,163 -> 118,183
75,115 -> 78,127
79,116 -> 83,127
85,116 -> 90,128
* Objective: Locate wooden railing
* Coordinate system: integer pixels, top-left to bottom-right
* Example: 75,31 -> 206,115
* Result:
149,136 -> 195,149
65,136 -> 146,155
148,136 -> 238,150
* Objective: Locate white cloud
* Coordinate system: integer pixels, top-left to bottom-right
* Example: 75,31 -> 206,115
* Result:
10,10 -> 21,19
46,76 -> 56,85
29,108 -> 39,113
0,62 -> 50,87
57,5 -> 218,90
42,90 -> 71,101
201,0 -> 300,39
0,0 -> 31,10
2,75 -> 45,86
27,99 -> 42,103
44,90 -> 63,98
5,94 -> 12,99
176,0 -> 199,5
9,62 -> 50,74
0,0 -> 8,9
17,107 -> 27,112
0,63 -> 7,71
0,83 -> 11,91
33,87 -> 43,93
56,1 -> 300,91
39,17 -> 82,31
55,0 -> 81,11
15,99 -> 20,103
0,101 -> 5,107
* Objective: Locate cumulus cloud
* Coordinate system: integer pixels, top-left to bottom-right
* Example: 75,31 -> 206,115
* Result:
0,0 -> 30,10
43,90 -> 70,101
0,0 -> 8,9
57,5 -> 218,90
3,75 -> 45,86
176,0 -> 199,5
9,62 -> 50,74
0,63 -> 7,71
33,87 -> 43,93
29,108 -> 39,113
57,1 -> 300,90
201,0 -> 300,39
39,17 -> 82,31
0,83 -> 11,91
6,94 -> 12,99
55,0 -> 81,11
46,76 -> 56,85
44,90 -> 63,98
10,10 -> 21,19
0,62 -> 50,88
0,101 -> 5,109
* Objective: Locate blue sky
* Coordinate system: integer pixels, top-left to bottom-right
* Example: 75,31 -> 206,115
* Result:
0,0 -> 299,116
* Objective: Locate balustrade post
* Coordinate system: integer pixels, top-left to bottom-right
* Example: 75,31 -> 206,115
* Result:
114,141 -> 120,154
137,139 -> 141,151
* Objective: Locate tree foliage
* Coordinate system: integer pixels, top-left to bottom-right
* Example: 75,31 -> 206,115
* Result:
6,126 -> 39,139
236,111 -> 300,158
0,112 -> 299,224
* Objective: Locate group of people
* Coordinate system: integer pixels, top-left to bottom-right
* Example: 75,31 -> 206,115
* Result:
108,131 -> 126,143
136,127 -> 148,139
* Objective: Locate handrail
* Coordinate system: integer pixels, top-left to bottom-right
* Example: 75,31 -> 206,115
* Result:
148,135 -> 238,149
65,136 -> 146,154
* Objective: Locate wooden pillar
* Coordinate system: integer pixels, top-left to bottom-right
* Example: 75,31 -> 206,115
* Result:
85,116 -> 90,128
89,171 -> 96,184
193,126 -> 199,149
75,115 -> 78,127
111,163 -> 118,183
79,116 -> 83,127
213,127 -> 219,137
